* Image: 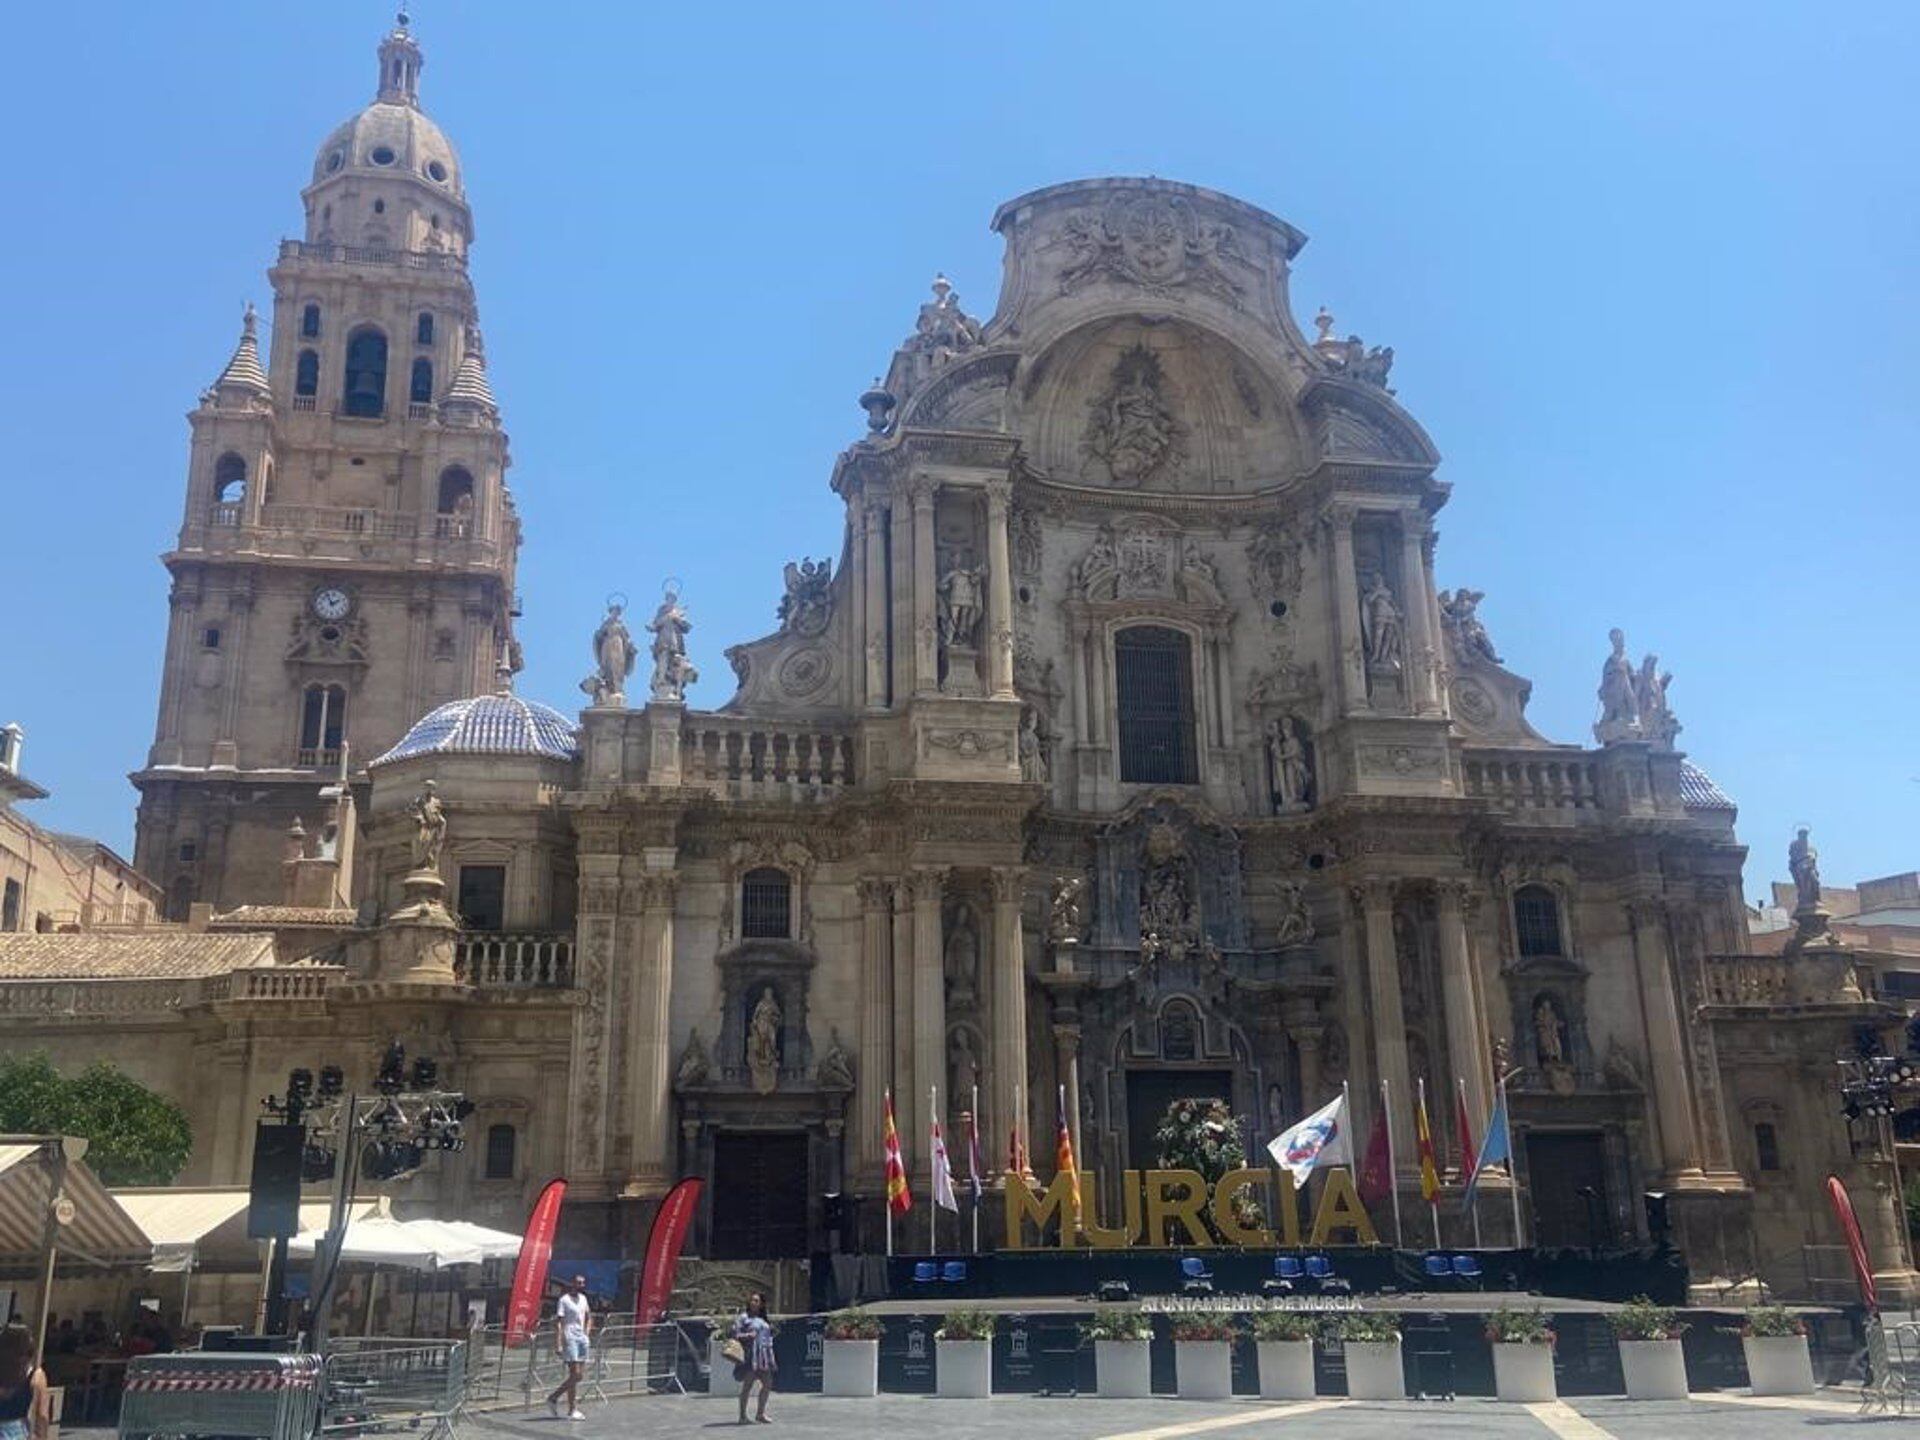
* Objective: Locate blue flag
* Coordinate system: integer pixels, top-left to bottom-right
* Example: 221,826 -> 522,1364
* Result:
1464,1088 -> 1510,1208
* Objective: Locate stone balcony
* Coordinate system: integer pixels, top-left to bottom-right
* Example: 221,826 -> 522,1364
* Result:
1461,748 -> 1604,814
188,502 -> 501,567
275,239 -> 468,276
1697,951 -> 1874,1014
680,714 -> 858,801
453,932 -> 576,991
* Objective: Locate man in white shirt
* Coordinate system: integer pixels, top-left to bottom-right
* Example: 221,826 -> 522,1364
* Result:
546,1275 -> 592,1421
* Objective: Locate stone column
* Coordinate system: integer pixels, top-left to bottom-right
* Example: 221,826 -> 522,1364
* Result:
1336,891 -> 1376,1115
1359,879 -> 1414,1173
1398,516 -> 1439,712
1282,999 -> 1326,1107
889,496 -> 915,709
568,853 -> 623,1183
984,479 -> 1016,698
626,871 -> 678,1196
910,479 -> 939,695
1437,881 -> 1490,1130
909,868 -> 948,1165
991,867 -> 1031,1179
862,500 -> 889,709
1324,504 -> 1367,709
1053,1022 -> 1083,1176
857,878 -> 894,1179
889,881 -> 915,1149
1626,896 -> 1705,1181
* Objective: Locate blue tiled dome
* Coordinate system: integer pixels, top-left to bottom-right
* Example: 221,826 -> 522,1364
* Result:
373,693 -> 578,766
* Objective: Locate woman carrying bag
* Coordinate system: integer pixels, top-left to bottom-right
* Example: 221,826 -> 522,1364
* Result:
730,1293 -> 776,1424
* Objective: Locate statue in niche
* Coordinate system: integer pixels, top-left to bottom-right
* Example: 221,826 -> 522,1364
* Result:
1018,704 -> 1049,782
816,1028 -> 854,1090
1533,994 -> 1569,1067
1789,828 -> 1823,912
947,1028 -> 979,1118
1439,588 -> 1500,664
409,780 -> 446,873
746,986 -> 783,1095
674,1027 -> 710,1090
937,549 -> 984,650
1594,628 -> 1640,743
1635,653 -> 1679,748
943,905 -> 980,1007
581,600 -> 637,706
1266,715 -> 1314,813
1082,344 -> 1186,488
1360,570 -> 1405,670
1273,881 -> 1314,949
1266,1084 -> 1287,1137
778,557 -> 834,637
647,585 -> 699,701
1047,875 -> 1086,947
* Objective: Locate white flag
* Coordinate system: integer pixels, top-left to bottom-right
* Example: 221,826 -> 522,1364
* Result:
931,1118 -> 960,1213
1266,1092 -> 1352,1184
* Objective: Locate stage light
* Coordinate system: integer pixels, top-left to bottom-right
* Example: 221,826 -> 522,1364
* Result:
375,1042 -> 407,1096
411,1057 -> 438,1089
317,1065 -> 344,1100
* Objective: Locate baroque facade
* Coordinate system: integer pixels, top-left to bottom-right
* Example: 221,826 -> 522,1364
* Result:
5,21 -> 1914,1303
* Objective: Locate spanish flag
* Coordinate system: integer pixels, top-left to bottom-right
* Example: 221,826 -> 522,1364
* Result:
1415,1078 -> 1440,1205
883,1089 -> 912,1215
1056,1084 -> 1082,1229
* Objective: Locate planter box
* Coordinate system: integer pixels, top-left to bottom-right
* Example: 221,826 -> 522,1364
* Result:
1174,1340 -> 1232,1399
1492,1342 -> 1556,1402
1095,1339 -> 1152,1398
822,1339 -> 879,1398
1619,1339 -> 1687,1400
1344,1339 -> 1405,1400
1742,1335 -> 1814,1396
1257,1340 -> 1316,1399
936,1338 -> 992,1398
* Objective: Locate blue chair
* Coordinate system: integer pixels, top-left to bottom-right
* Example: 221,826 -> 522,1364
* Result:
1424,1252 -> 1453,1281
1451,1254 -> 1483,1281
1305,1254 -> 1334,1282
941,1261 -> 968,1283
1275,1255 -> 1305,1281
912,1261 -> 937,1284
1179,1255 -> 1215,1294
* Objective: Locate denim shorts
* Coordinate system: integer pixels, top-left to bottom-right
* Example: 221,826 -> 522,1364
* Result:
0,1417 -> 29,1440
563,1335 -> 590,1364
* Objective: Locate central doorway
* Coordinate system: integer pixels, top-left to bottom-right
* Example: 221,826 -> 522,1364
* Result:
710,1131 -> 810,1259
1526,1131 -> 1611,1248
1125,1069 -> 1233,1171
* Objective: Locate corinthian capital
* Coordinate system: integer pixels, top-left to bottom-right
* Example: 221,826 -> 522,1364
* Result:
638,872 -> 680,911
990,866 -> 1026,905
908,867 -> 948,905
983,477 -> 1014,511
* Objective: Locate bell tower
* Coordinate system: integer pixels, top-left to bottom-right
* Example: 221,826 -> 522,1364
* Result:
133,15 -> 519,915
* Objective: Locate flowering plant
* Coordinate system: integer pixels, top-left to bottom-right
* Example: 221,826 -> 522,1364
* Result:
823,1308 -> 883,1341
1081,1312 -> 1152,1342
1169,1315 -> 1239,1342
935,1309 -> 997,1341
1485,1306 -> 1556,1346
1250,1311 -> 1320,1342
1330,1312 -> 1401,1343
1608,1297 -> 1685,1341
1741,1306 -> 1806,1338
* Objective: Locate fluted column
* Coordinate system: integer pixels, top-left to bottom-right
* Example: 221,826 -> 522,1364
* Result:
991,867 -> 1031,1179
1336,892 -> 1375,1121
888,880 -> 914,1155
626,871 -> 678,1196
1324,504 -> 1367,709
862,501 -> 888,709
1627,896 -> 1705,1181
1437,881 -> 1490,1130
857,878 -> 894,1178
910,479 -> 939,695
567,854 -> 622,1182
984,479 -> 1016,698
1359,879 -> 1414,1171
1398,517 -> 1439,712
909,868 -> 947,1163
889,497 -> 915,712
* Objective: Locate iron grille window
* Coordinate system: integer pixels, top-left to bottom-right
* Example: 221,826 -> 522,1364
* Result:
484,1123 -> 516,1180
740,867 -> 792,939
458,865 -> 506,931
1514,885 -> 1564,958
1754,1121 -> 1781,1172
1115,626 -> 1198,784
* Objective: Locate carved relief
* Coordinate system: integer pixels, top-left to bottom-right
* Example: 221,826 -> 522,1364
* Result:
1081,345 -> 1187,488
1070,517 -> 1223,605
285,612 -> 370,667
776,646 -> 834,699
1055,193 -> 1244,303
777,558 -> 833,637
923,728 -> 1010,759
1246,524 -> 1304,603
1010,505 -> 1043,578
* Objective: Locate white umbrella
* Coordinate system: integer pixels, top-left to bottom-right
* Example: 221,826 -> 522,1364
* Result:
430,1219 -> 523,1262
288,1215 -> 482,1271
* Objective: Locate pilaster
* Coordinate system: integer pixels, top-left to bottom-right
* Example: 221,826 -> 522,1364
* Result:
625,867 -> 678,1197
1626,895 -> 1706,1184
909,867 -> 948,1165
991,866 -> 1031,1181
984,479 -> 1016,698
1358,878 -> 1414,1171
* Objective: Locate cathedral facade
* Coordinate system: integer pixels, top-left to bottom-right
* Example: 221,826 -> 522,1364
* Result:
8,20 -> 1914,1303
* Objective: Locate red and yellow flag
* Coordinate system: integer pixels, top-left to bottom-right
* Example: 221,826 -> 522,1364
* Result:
1055,1085 -> 1081,1227
883,1089 -> 912,1215
1415,1081 -> 1440,1204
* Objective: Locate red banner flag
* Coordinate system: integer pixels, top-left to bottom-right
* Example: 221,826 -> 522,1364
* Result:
635,1177 -> 703,1327
1356,1103 -> 1392,1211
504,1178 -> 566,1347
883,1090 -> 912,1214
1454,1078 -> 1478,1180
1825,1174 -> 1879,1314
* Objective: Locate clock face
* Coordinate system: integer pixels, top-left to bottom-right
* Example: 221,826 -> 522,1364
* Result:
311,587 -> 352,622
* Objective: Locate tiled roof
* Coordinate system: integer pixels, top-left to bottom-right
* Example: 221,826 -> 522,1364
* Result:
213,306 -> 270,395
441,329 -> 497,412
1679,761 -> 1736,812
0,932 -> 274,981
373,692 -> 578,766
209,906 -> 361,929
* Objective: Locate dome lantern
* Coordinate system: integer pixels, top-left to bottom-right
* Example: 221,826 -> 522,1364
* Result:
376,12 -> 423,108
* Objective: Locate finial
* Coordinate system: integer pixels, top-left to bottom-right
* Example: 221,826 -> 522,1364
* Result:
1313,306 -> 1335,343
858,377 -> 895,433
242,301 -> 258,338
396,8 -> 411,29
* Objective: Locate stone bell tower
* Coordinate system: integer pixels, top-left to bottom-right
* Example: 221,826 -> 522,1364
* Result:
132,15 -> 520,916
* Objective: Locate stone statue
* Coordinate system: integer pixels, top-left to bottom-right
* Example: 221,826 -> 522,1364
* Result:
816,1028 -> 854,1090
1635,654 -> 1679,748
746,985 -> 783,1095
648,585 -> 698,701
937,549 -> 985,650
1018,704 -> 1049,782
674,1027 -> 710,1090
1359,571 -> 1405,669
581,601 -> 637,706
1594,627 -> 1640,743
907,273 -> 984,366
1083,344 -> 1185,487
1789,828 -> 1822,912
1273,881 -> 1314,948
409,780 -> 447,872
943,906 -> 980,1005
1534,994 -> 1567,1066
1350,344 -> 1395,388
1047,875 -> 1085,947
1438,588 -> 1500,664
1267,716 -> 1313,812
778,557 -> 834,637
947,1028 -> 978,1118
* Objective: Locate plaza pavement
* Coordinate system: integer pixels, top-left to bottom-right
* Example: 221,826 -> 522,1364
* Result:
467,1389 -> 1891,1440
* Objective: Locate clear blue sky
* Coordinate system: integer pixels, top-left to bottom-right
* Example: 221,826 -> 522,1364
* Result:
3,3 -> 1914,900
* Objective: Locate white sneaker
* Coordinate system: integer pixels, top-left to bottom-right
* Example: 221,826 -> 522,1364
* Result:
569,1411 -> 587,1421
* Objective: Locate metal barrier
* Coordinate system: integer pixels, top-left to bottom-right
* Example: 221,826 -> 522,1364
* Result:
320,1337 -> 466,1437
464,1317 -> 717,1410
1860,1319 -> 1919,1416
117,1352 -> 323,1440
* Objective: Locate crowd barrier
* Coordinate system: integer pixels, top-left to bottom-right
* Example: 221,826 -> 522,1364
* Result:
464,1317 -> 715,1408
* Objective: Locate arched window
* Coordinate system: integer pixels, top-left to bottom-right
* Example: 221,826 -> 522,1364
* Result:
299,684 -> 348,764
342,326 -> 388,417
1753,1121 -> 1781,1172
409,358 -> 433,404
436,466 -> 474,515
1514,885 -> 1564,959
212,453 -> 247,505
740,867 -> 792,939
300,303 -> 321,339
1115,625 -> 1197,784
484,1123 -> 517,1180
295,349 -> 320,397
416,312 -> 434,346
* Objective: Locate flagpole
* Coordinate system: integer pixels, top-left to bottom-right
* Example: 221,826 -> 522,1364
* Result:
1419,1076 -> 1440,1249
929,1084 -> 938,1258
970,1082 -> 982,1254
1338,1079 -> 1354,1246
884,1088 -> 894,1259
1380,1077 -> 1403,1249
1502,1068 -> 1523,1247
1459,1076 -> 1483,1249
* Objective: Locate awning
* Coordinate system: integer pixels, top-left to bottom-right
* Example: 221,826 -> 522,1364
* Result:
0,1137 -> 152,1278
111,1187 -> 252,1273
430,1219 -> 522,1262
287,1214 -> 487,1271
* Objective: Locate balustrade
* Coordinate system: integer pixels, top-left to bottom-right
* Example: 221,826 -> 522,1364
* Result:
454,933 -> 575,990
681,716 -> 856,799
1462,750 -> 1602,812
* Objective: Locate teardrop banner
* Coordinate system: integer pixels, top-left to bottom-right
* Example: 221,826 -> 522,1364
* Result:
1824,1173 -> 1879,1315
505,1177 -> 567,1347
637,1177 -> 704,1327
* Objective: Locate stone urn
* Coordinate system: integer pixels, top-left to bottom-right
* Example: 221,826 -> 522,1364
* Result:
1094,1340 -> 1151,1398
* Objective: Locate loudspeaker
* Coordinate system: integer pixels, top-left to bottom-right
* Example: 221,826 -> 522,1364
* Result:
248,1121 -> 304,1239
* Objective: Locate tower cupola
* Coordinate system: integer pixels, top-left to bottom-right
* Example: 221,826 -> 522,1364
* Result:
376,12 -> 424,107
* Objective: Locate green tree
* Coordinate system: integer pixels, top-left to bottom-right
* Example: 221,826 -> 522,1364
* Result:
0,1052 -> 192,1185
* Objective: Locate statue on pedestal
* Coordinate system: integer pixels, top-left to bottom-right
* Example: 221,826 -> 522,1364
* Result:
1047,875 -> 1086,948
1594,627 -> 1641,743
581,601 -> 636,706
938,550 -> 984,650
409,780 -> 446,874
1439,588 -> 1501,664
747,986 -> 783,1095
1789,828 -> 1823,914
648,584 -> 698,701
1360,571 -> 1405,670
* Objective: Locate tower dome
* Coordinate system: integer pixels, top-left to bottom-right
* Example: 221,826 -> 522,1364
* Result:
372,693 -> 579,767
